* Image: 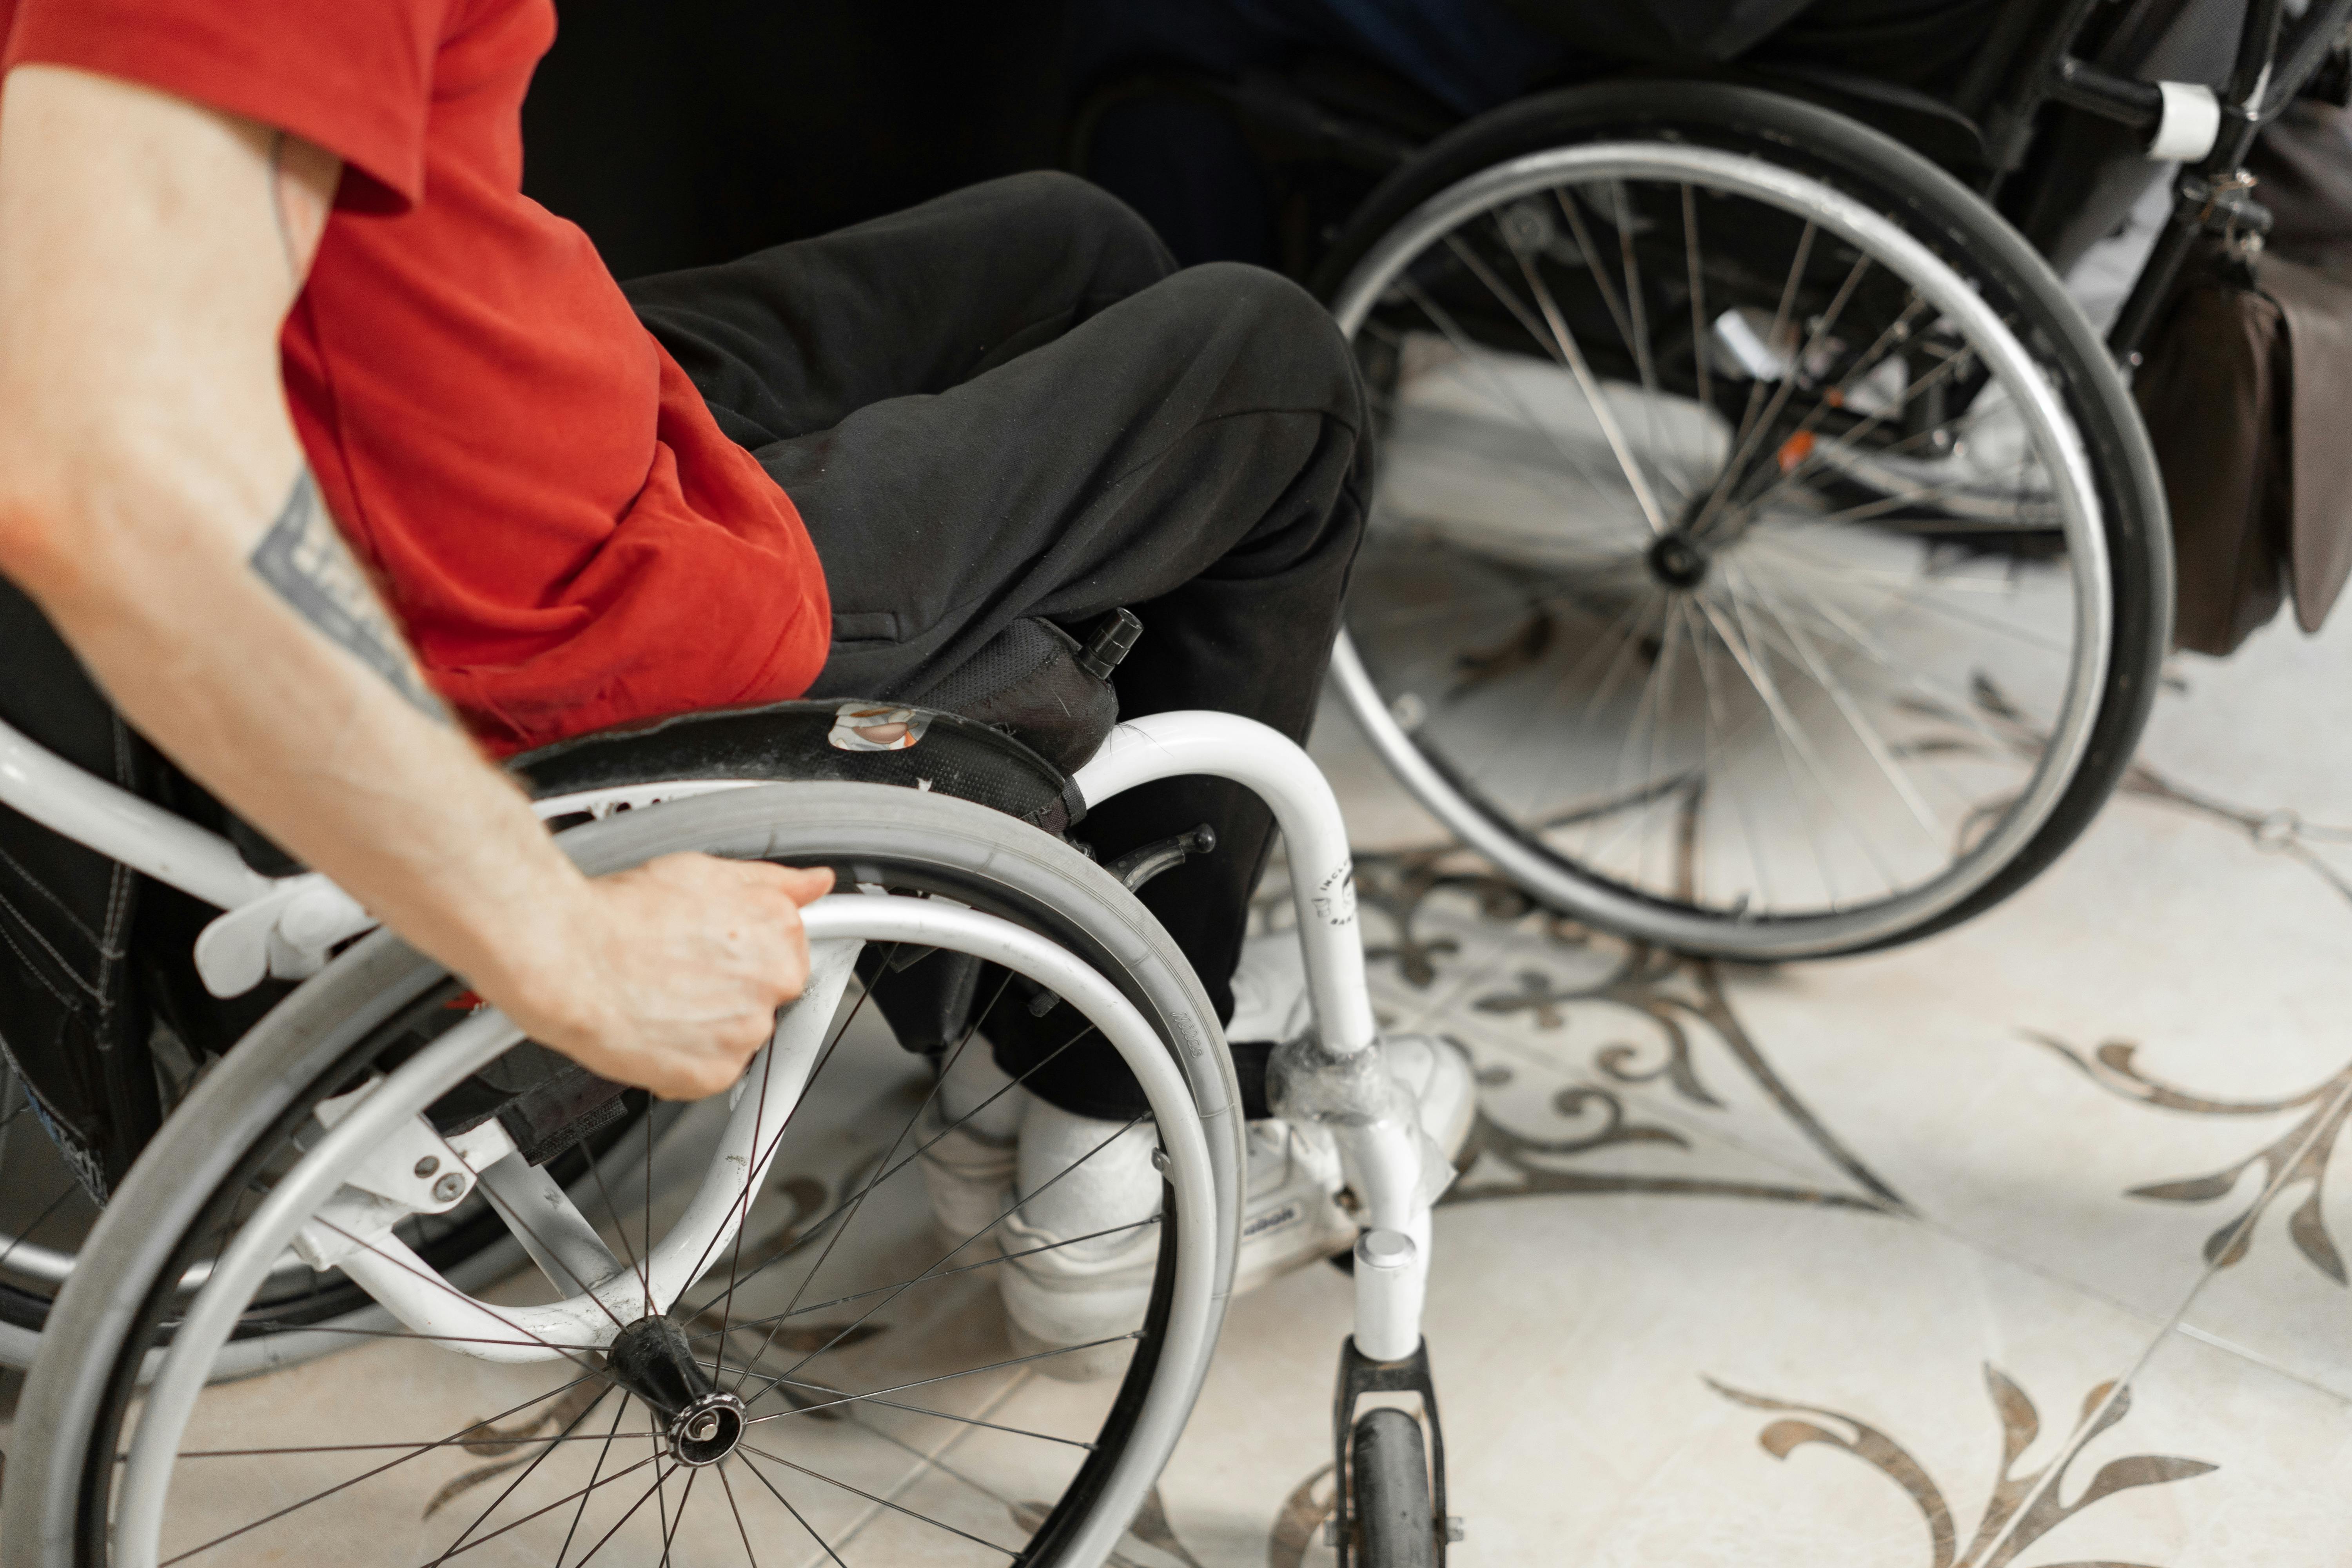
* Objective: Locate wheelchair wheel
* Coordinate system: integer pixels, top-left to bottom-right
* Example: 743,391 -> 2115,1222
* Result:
4,782 -> 1241,1568
0,1051 -> 668,1377
1319,82 -> 2171,959
1348,1407 -> 1438,1568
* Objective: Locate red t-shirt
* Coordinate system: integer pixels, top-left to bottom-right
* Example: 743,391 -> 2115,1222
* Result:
0,0 -> 831,754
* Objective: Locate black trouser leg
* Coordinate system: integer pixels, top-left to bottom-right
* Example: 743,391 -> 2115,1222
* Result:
630,172 -> 1369,1118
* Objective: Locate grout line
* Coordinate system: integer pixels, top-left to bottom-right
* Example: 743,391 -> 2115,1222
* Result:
1972,1068 -> 2352,1566
2172,1321 -> 2352,1408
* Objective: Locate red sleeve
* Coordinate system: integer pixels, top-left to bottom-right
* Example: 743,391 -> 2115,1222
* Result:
2,0 -> 446,209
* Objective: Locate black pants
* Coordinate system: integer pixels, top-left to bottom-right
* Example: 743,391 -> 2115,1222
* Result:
626,172 -> 1370,1117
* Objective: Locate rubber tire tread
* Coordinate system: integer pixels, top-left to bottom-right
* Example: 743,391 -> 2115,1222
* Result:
3,782 -> 1243,1568
1350,1406 -> 1437,1568
1313,80 -> 2172,956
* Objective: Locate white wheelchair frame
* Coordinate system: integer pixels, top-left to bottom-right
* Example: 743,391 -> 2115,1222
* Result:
0,703 -> 1443,1553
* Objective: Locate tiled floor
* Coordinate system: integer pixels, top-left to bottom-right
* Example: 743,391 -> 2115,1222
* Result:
4,602 -> 2347,1565
1254,599 -> 2352,1568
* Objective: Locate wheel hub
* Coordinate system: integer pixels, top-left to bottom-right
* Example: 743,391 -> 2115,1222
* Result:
605,1314 -> 748,1467
1646,531 -> 1711,589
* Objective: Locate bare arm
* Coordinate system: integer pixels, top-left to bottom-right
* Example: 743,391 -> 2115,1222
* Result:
0,65 -> 829,1098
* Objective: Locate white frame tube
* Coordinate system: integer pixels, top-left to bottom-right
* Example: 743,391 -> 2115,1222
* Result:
0,713 -> 270,910
1073,711 -> 1378,1055
1074,712 -> 1432,1354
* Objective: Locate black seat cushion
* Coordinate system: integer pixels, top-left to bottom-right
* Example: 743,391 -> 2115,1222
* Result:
510,697 -> 1086,835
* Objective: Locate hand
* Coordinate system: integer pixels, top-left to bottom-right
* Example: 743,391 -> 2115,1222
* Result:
501,853 -> 836,1100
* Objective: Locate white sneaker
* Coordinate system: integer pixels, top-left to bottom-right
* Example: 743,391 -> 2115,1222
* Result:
987,1033 -> 1476,1380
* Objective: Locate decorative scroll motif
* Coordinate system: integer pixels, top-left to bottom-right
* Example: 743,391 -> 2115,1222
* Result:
1267,1465 -> 1339,1568
1345,846 -> 1905,1214
2013,739 -> 2352,1283
2029,1034 -> 2352,1283
1710,1367 -> 2215,1568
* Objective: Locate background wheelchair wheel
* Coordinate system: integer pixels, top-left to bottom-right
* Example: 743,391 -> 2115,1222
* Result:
1318,82 -> 2170,960
1348,1406 -> 1437,1568
5,783 -> 1241,1568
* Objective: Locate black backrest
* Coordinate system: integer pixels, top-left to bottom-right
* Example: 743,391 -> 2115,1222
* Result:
0,579 -> 162,1198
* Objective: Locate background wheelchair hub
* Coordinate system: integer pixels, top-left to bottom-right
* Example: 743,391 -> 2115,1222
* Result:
604,1313 -> 748,1467
1645,530 -> 1711,590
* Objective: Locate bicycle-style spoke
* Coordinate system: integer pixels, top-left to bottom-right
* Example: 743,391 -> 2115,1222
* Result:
0,1180 -> 78,1277
1750,533 -> 2075,657
677,942 -> 900,1303
735,1448 -> 850,1568
1720,558 -> 1944,845
175,1428 -> 659,1460
456,1152 -> 626,1331
744,1112 -> 1149,1405
1703,586 -> 1909,897
1694,248 -> 1872,540
725,964 -> 1016,1384
1737,337 -> 1981,520
739,1441 -> 1022,1559
709,1352 -> 1094,1449
1461,585 -> 1656,799
1685,595 -> 1777,912
718,1463 -> 762,1567
155,1418 -> 653,1568
557,1396 -> 631,1568
1695,219 -> 1818,529
1579,590 -> 1682,876
1454,225 -> 1672,536
1682,184 -> 1711,428
1397,265 -> 1655,538
709,1013 -> 787,1390
744,1333 -> 1142,1426
680,1008 -> 1109,1326
658,1465 -> 696,1567
561,1461 -> 676,1568
579,1125 -> 650,1315
424,1384 -> 612,1567
1606,180 -> 1676,499
715,1215 -> 1159,1345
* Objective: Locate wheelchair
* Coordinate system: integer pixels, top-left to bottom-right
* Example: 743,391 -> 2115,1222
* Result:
0,619 -> 1453,1565
1073,0 -> 2352,960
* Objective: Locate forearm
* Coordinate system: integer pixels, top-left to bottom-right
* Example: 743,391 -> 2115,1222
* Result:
17,465 -> 595,1013
0,66 -> 829,1100
0,66 -> 589,1019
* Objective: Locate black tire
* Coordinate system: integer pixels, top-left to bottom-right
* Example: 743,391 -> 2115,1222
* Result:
1316,80 -> 2171,958
4,783 -> 1243,1568
1350,1406 -> 1438,1568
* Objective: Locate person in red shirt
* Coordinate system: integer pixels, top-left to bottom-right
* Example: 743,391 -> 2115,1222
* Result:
0,3 -> 1367,1109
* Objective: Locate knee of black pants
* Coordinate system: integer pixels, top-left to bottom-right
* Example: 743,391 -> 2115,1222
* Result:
1159,261 -> 1368,436
986,169 -> 1177,297
1144,262 -> 1371,576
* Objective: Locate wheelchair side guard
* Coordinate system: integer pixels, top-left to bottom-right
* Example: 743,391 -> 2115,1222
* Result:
1329,1334 -> 1456,1567
191,694 -> 1096,996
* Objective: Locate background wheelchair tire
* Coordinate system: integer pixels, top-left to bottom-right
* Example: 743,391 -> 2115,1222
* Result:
1316,81 -> 2171,960
5,782 -> 1245,1568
